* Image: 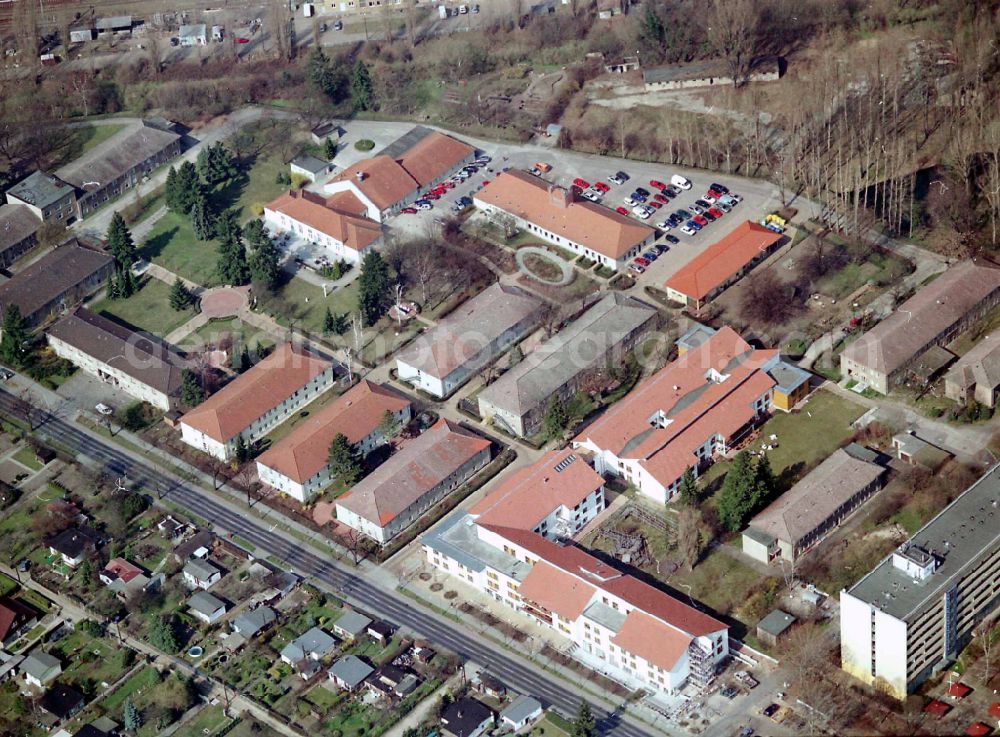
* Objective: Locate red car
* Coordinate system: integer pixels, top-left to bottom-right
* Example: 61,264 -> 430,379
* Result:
593,182 -> 610,193
235,37 -> 250,43
573,178 -> 590,189
707,207 -> 724,219
571,184 -> 583,193
634,257 -> 650,267
430,187 -> 447,196
615,206 -> 630,216
649,179 -> 666,189
706,188 -> 724,199
401,207 -> 418,214
424,193 -> 440,200
442,181 -> 456,189
693,214 -> 709,226
653,193 -> 668,204
646,201 -> 662,209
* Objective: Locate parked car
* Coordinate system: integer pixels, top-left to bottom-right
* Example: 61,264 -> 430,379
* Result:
653,193 -> 669,204
415,201 -> 433,210
401,207 -> 418,214
96,403 -> 114,416
665,184 -> 682,196
642,250 -> 658,261
686,219 -> 702,230
615,206 -> 630,216
634,208 -> 652,220
319,22 -> 327,31
528,167 -> 542,176
702,194 -> 717,205
680,225 -> 697,236
655,219 -> 672,230
170,37 -> 179,46
609,170 -> 629,184
457,196 -> 473,206
654,243 -> 670,254
694,198 -> 712,209
476,155 -> 491,164
689,204 -> 705,215
333,19 -> 343,30
720,686 -> 739,699
593,181 -> 610,193
472,4 -> 480,12
738,728 -> 754,737
700,210 -> 715,222
649,179 -> 666,189
710,182 -> 729,194
665,234 -> 680,244
0,368 -> 12,381
671,174 -> 692,190
635,186 -> 650,197
762,704 -> 780,719
765,222 -> 784,233
623,197 -> 637,207
693,215 -> 709,226
634,257 -> 650,267
674,209 -> 691,219
646,201 -> 662,210
533,162 -> 552,173
716,201 -> 732,213
629,263 -> 645,274
708,207 -> 724,219
423,192 -> 440,200
572,177 -> 590,189
581,190 -> 600,202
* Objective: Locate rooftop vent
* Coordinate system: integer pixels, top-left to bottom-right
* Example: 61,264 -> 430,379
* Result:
553,454 -> 577,473
892,544 -> 937,582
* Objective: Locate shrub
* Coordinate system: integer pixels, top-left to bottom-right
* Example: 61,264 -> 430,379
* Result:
250,202 -> 265,217
354,139 -> 375,151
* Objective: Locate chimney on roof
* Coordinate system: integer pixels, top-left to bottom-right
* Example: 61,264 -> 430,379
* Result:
548,185 -> 572,209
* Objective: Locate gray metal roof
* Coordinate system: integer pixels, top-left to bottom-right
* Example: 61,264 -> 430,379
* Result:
6,171 -> 74,210
20,651 -> 60,679
280,626 -> 337,662
478,293 -> 657,418
846,463 -> 1000,621
676,323 -> 716,351
328,655 -> 374,687
188,591 -> 225,617
334,610 -> 372,636
231,607 -> 276,636
183,558 -> 221,581
96,15 -> 132,29
501,695 -> 543,724
757,609 -> 796,637
291,155 -> 331,175
377,125 -> 435,160
0,204 -> 40,254
766,361 -> 811,394
178,24 -> 205,40
581,599 -> 627,633
422,512 -> 532,581
55,123 -> 180,192
742,526 -> 776,547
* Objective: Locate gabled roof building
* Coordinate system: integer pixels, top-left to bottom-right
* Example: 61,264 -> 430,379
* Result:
179,343 -> 336,461
0,204 -> 40,268
422,450 -> 729,696
256,380 -> 412,504
944,333 -> 1000,406
473,170 -> 656,270
574,326 -> 810,504
336,420 -> 491,544
477,293 -> 658,438
841,260 -> 1000,395
396,283 -> 541,398
263,189 -> 382,265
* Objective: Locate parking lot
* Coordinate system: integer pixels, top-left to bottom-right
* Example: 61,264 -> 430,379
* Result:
323,119 -> 820,288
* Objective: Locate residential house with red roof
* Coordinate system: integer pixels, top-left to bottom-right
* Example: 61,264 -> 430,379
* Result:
473,171 -> 656,271
324,127 -> 476,221
422,449 -> 729,695
573,325 -> 810,504
263,189 -> 383,265
335,420 -> 491,544
256,380 -> 412,503
0,598 -> 38,647
179,343 -> 336,461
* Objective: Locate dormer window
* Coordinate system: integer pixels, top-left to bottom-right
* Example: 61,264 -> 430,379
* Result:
648,410 -> 671,429
705,368 -> 729,384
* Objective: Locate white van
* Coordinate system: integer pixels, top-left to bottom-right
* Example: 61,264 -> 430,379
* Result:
671,174 -> 692,190
459,4 -> 468,13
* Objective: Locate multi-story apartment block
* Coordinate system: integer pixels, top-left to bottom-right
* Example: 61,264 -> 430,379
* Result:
256,380 -> 412,503
573,326 -> 810,504
422,449 -> 729,695
841,464 -> 1000,699
179,343 -> 335,461
5,171 -> 78,224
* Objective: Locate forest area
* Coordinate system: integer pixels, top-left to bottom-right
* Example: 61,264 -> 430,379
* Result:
1,0 -> 999,253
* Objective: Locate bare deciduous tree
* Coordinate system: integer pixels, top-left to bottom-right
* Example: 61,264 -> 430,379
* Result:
706,0 -> 761,87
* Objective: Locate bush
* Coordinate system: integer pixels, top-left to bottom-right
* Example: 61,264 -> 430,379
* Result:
290,173 -> 310,189
354,139 -> 375,151
250,202 -> 265,217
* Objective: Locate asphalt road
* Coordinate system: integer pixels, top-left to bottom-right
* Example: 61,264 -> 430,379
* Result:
0,390 -> 659,737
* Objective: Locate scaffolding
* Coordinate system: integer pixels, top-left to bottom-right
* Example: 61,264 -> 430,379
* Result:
687,640 -> 715,692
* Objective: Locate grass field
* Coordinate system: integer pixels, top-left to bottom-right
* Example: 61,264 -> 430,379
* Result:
180,317 -> 277,354
12,446 -> 42,471
175,705 -> 229,737
91,277 -> 196,338
701,388 -> 866,486
532,712 -> 574,737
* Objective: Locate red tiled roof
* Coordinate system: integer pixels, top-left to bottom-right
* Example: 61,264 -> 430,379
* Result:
256,381 -> 411,485
924,700 -> 951,717
517,561 -> 596,620
990,703 -> 1000,720
664,221 -> 782,302
102,558 -> 143,584
470,449 -> 603,531
329,156 -> 420,212
611,610 -> 692,671
396,131 -> 475,187
474,171 -> 655,262
482,525 -> 725,637
180,343 -> 332,444
265,189 -> 382,254
948,682 -> 973,698
575,326 -> 776,489
966,723 -> 991,737
336,420 -> 490,529
0,598 -> 36,642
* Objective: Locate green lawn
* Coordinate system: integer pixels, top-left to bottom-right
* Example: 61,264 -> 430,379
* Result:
701,388 -> 865,486
175,705 -> 229,737
91,277 -> 196,338
179,317 -> 276,354
259,276 -> 360,336
12,446 -> 42,471
532,713 -> 573,737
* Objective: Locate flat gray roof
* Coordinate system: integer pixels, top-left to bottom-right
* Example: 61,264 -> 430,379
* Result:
6,171 -> 74,210
478,293 -> 656,417
582,600 -> 627,633
501,695 -> 543,724
334,610 -> 372,635
377,125 -> 435,160
291,154 -> 330,174
96,15 -> 132,29
422,512 -> 532,582
757,609 -> 796,637
846,463 -> 1000,621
